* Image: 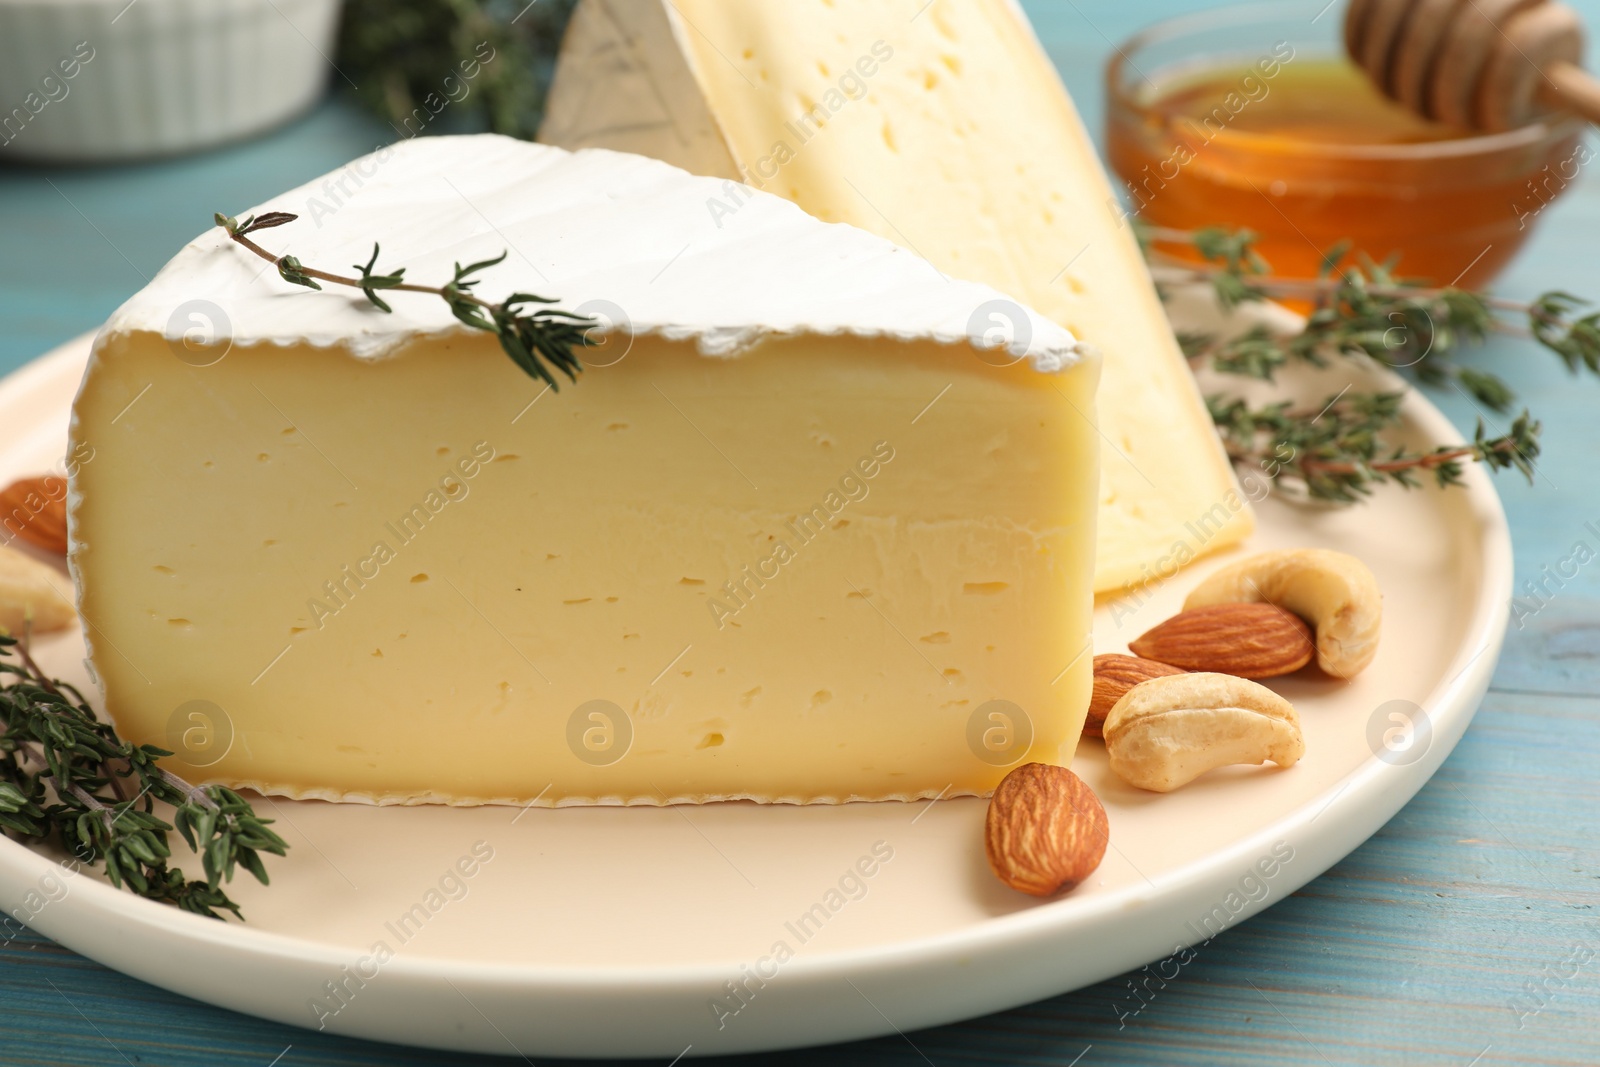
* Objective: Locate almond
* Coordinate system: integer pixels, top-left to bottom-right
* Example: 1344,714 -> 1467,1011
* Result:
1085,654 -> 1187,739
984,763 -> 1108,897
0,476 -> 69,556
1129,603 -> 1314,679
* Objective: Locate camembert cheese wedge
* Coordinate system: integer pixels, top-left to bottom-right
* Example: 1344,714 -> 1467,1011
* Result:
69,136 -> 1100,806
539,0 -> 1255,592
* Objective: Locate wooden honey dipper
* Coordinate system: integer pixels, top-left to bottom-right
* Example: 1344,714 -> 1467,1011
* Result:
1345,0 -> 1600,130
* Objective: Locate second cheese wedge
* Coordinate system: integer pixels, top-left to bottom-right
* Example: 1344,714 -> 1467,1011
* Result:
540,0 -> 1254,592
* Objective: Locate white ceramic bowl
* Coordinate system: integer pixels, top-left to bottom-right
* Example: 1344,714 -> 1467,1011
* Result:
0,0 -> 343,162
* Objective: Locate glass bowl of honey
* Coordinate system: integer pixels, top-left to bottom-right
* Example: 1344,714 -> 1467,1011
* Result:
1105,1 -> 1587,288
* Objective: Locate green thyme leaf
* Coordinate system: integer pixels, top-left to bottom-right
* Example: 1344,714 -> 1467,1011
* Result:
1143,225 -> 1600,501
219,213 -> 596,390
0,635 -> 288,921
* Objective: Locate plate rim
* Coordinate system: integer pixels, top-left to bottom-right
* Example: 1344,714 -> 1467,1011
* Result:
0,330 -> 1512,1054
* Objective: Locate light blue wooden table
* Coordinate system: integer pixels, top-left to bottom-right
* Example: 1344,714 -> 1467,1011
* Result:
3,3 -> 1598,1064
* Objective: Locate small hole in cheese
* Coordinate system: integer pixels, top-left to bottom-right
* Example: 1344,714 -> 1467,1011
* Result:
963,581 -> 1009,595
410,573 -> 429,583
697,733 -> 725,749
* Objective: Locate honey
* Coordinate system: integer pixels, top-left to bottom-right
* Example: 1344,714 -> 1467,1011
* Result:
1106,57 -> 1584,287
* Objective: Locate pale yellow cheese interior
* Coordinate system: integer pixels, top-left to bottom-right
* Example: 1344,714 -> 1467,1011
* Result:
72,330 -> 1098,804
541,0 -> 1253,591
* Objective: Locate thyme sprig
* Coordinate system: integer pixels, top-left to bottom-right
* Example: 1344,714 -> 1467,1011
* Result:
0,634 -> 287,920
1142,225 -> 1597,500
1209,394 -> 1541,503
215,212 -> 596,390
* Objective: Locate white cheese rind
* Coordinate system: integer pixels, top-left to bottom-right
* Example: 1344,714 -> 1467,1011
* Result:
102,136 -> 1082,373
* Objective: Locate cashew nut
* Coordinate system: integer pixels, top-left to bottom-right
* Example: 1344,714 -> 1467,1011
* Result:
1183,548 -> 1381,679
1102,673 -> 1304,793
0,544 -> 76,635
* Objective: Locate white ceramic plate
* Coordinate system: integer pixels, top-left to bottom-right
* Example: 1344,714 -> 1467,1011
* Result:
0,322 -> 1510,1059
